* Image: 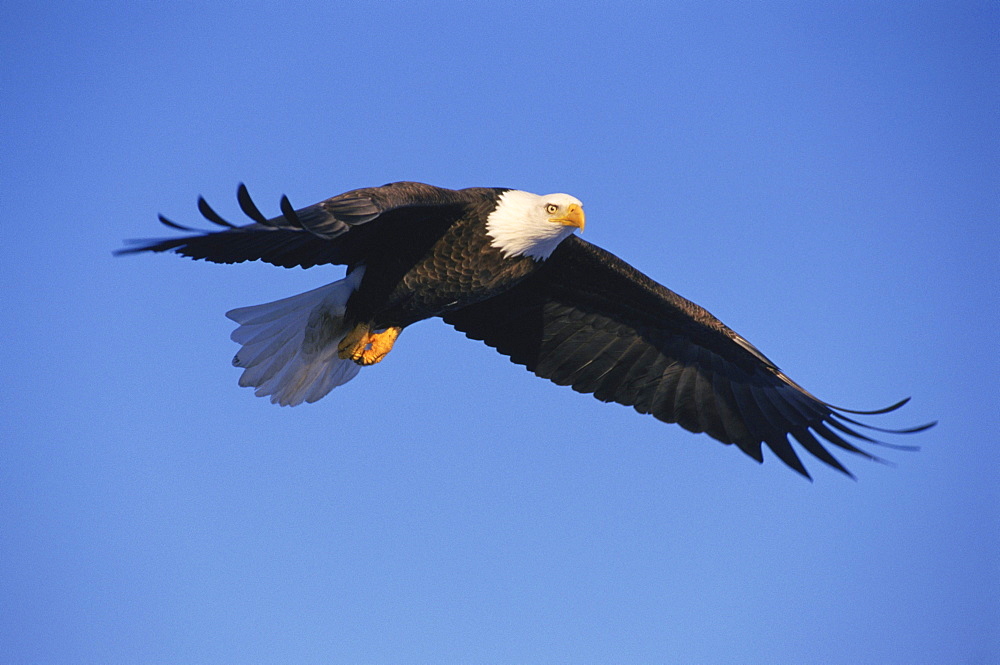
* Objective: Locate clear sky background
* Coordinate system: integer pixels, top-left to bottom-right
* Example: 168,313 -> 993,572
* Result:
2,3 -> 997,663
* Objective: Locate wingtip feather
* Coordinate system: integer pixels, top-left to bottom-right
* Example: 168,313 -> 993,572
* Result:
280,195 -> 302,227
236,183 -> 269,224
197,196 -> 236,228
157,214 -> 196,232
824,396 -> 911,415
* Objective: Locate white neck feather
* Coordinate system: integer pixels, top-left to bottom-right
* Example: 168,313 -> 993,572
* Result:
485,190 -> 579,261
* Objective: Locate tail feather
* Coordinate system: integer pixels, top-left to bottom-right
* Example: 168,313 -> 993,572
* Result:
225,269 -> 365,406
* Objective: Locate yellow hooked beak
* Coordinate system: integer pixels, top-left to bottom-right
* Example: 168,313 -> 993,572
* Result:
550,203 -> 585,231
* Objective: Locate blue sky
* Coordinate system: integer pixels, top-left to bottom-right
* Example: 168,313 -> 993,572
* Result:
2,2 -> 997,663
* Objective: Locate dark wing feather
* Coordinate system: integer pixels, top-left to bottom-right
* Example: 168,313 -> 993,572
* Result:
444,236 -> 933,478
116,181 -> 482,269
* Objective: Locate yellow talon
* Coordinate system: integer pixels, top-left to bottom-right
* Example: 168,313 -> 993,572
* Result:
337,324 -> 401,366
359,326 -> 401,365
337,322 -> 370,361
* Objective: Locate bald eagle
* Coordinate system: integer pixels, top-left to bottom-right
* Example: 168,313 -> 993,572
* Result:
118,181 -> 932,478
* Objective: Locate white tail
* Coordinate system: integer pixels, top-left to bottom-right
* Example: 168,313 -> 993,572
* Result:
225,269 -> 366,406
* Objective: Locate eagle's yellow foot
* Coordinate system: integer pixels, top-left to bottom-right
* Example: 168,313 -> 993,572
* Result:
337,325 -> 401,366
359,326 -> 401,365
337,323 -> 370,362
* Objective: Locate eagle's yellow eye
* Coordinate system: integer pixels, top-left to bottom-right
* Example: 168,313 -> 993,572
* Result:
545,203 -> 559,214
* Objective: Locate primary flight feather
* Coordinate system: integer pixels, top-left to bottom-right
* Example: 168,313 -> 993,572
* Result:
118,181 -> 933,478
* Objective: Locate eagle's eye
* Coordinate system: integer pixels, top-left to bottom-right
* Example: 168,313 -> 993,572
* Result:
545,203 -> 559,214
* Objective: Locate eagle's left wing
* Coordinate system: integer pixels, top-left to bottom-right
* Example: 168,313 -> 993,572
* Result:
116,182 -> 481,269
444,236 -> 932,478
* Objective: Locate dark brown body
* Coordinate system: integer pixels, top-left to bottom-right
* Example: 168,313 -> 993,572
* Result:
346,194 -> 539,332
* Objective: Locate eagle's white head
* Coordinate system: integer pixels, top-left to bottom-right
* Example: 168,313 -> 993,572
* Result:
485,190 -> 585,261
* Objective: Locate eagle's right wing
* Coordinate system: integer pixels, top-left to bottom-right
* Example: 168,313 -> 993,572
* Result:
445,235 -> 933,479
